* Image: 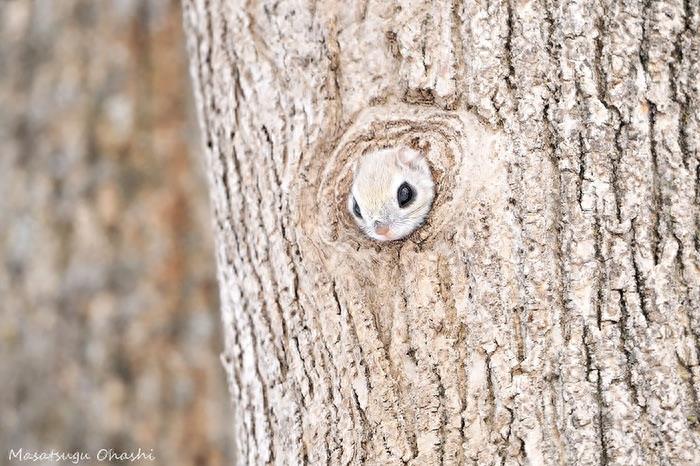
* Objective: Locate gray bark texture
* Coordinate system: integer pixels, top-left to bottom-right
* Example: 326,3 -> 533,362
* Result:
183,0 -> 700,464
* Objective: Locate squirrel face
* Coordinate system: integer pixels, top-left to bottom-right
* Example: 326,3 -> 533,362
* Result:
348,146 -> 435,241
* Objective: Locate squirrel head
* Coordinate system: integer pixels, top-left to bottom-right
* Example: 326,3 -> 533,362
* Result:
348,146 -> 435,241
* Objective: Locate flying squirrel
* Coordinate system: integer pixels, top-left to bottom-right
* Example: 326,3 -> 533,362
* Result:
348,145 -> 435,241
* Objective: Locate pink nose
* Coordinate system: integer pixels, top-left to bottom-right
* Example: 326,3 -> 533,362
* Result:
374,222 -> 390,236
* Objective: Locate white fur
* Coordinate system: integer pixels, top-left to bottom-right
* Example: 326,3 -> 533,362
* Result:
348,146 -> 434,241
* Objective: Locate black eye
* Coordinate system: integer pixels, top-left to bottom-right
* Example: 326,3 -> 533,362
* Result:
352,198 -> 362,218
397,182 -> 414,208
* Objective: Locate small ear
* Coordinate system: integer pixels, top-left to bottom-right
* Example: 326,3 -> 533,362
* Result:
396,147 -> 421,169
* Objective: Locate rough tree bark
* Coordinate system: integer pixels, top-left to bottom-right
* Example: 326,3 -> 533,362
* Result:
183,0 -> 699,464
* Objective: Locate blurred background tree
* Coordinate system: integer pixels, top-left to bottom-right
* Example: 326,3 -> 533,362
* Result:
0,1 -> 233,464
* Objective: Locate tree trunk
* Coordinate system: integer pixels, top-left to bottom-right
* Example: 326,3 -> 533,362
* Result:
183,0 -> 700,464
1,1 -> 232,464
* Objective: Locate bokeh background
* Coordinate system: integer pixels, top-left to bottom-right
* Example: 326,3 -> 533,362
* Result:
0,0 -> 234,464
